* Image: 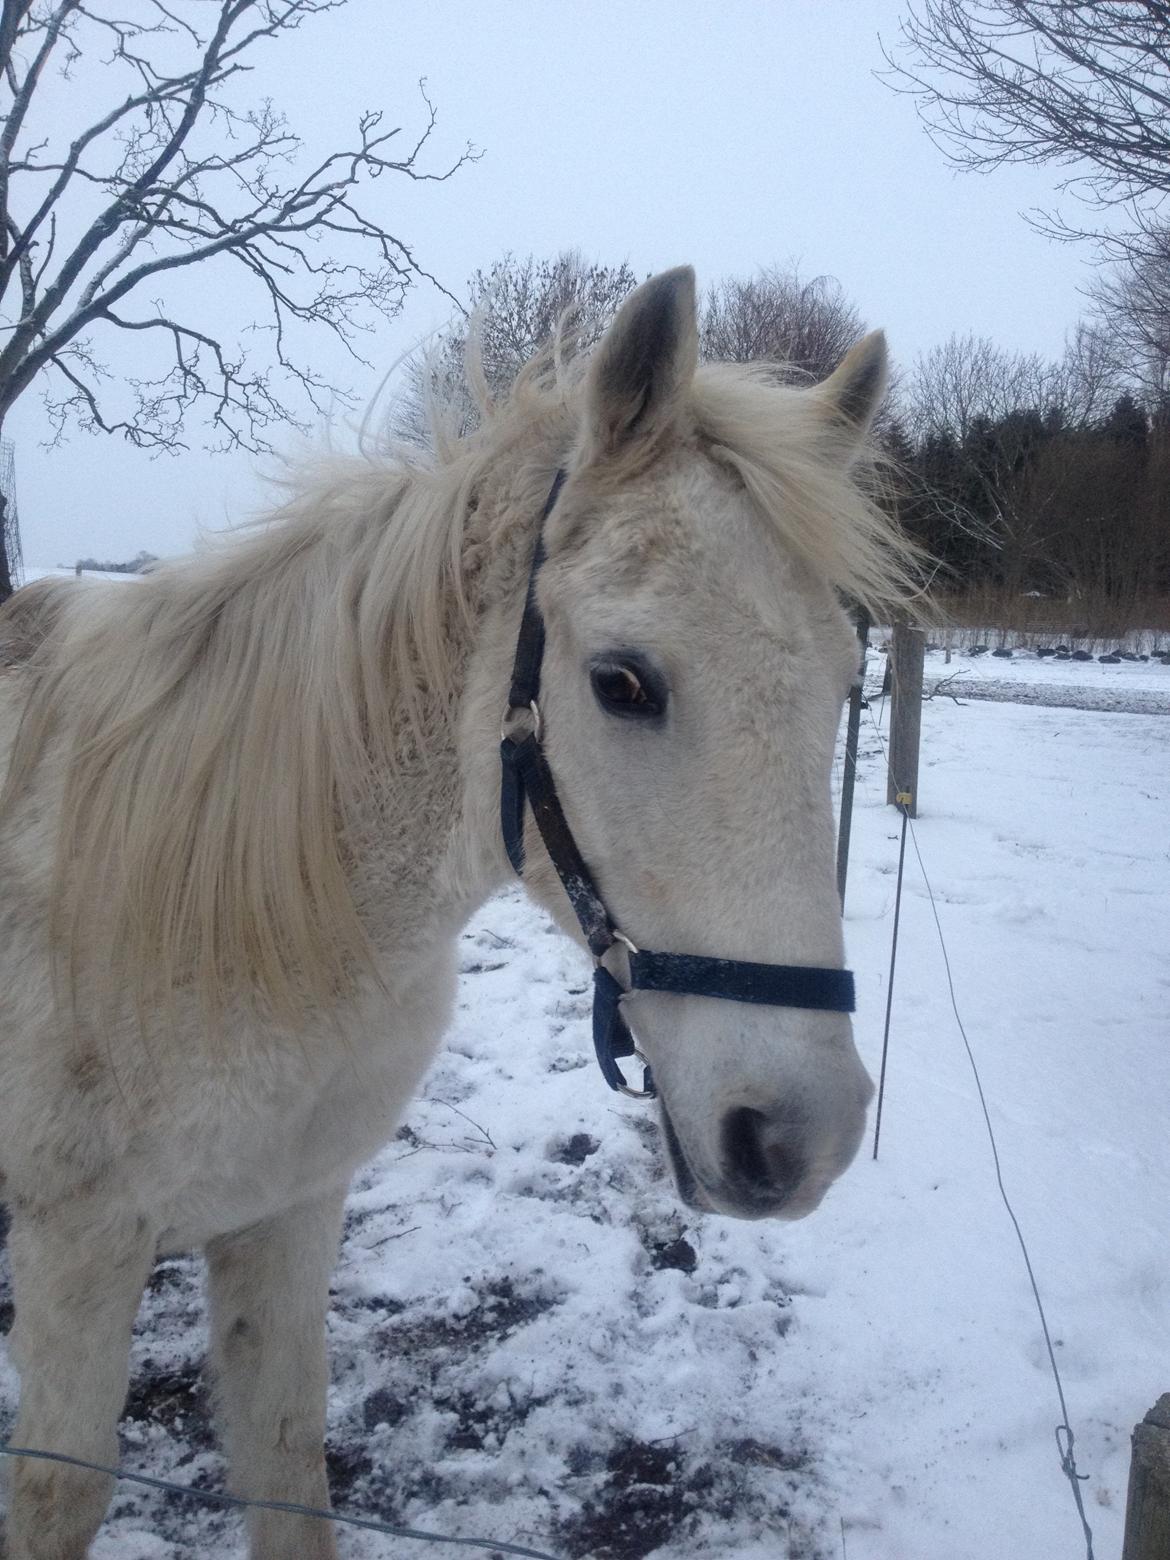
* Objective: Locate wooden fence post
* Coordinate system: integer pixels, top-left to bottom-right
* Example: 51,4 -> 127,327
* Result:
1123,1395 -> 1170,1560
886,619 -> 925,819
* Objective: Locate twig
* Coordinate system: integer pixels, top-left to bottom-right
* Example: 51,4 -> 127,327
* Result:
430,1099 -> 497,1152
364,1225 -> 420,1251
925,670 -> 968,704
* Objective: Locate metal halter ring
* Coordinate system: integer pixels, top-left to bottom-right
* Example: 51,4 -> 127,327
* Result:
616,1047 -> 656,1100
500,698 -> 542,745
600,930 -> 655,1100
595,927 -> 639,986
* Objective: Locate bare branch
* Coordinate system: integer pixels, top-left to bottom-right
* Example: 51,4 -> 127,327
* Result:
883,2 -> 1170,251
0,0 -> 475,473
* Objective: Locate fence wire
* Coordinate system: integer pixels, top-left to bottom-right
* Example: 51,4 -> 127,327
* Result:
865,691 -> 1096,1560
0,1441 -> 564,1559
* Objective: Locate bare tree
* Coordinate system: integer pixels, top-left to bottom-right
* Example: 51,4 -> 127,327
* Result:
889,5 -> 1170,411
907,325 -> 1123,439
1048,319 -> 1126,427
466,250 -> 638,394
699,264 -> 864,380
907,333 -> 1025,443
0,0 -> 473,596
887,2 -> 1170,247
1086,237 -> 1170,402
396,249 -> 639,446
899,333 -> 1043,574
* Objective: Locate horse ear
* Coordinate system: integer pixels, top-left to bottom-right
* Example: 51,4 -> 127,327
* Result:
813,330 -> 888,461
582,266 -> 698,461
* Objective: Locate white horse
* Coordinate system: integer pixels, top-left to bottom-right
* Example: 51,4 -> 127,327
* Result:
0,267 -> 913,1559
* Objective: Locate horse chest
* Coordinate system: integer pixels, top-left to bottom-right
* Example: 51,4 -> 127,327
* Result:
150,1071 -> 378,1248
151,1019 -> 434,1251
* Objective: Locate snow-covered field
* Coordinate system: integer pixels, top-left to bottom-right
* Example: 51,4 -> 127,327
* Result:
900,640 -> 1170,716
1,660 -> 1167,1560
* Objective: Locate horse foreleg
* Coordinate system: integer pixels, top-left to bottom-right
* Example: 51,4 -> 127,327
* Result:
3,1198 -> 155,1560
206,1185 -> 347,1560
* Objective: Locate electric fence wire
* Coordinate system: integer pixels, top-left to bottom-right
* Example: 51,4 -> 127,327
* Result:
0,1440 -> 564,1559
870,799 -> 907,1163
863,691 -> 1096,1560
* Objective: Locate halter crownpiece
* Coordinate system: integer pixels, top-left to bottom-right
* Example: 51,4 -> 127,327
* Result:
499,470 -> 856,1100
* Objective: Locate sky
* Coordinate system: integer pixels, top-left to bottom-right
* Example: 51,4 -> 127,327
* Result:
7,0 -> 1104,568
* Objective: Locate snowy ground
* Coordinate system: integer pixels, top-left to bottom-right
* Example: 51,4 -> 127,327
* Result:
895,640 -> 1170,716
1,660 -> 1168,1560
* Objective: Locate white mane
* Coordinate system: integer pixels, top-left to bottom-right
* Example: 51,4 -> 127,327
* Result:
0,337 -> 915,1030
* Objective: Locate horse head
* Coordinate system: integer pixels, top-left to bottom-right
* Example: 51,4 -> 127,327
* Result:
513,267 -> 893,1220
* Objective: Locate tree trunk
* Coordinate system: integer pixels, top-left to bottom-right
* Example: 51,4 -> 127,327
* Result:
0,486 -> 13,604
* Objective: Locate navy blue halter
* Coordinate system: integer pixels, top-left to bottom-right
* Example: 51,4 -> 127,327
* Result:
499,470 -> 856,1098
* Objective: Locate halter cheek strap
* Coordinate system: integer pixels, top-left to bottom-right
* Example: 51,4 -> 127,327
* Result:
499,470 -> 856,1099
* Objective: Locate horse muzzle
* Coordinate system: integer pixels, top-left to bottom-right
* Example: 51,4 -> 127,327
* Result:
660,1085 -> 870,1222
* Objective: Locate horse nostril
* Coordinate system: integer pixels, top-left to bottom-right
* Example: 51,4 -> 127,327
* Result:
722,1106 -> 769,1186
721,1106 -> 805,1201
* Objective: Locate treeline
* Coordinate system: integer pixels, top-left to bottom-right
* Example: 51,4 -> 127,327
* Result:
406,252 -> 1170,631
887,321 -> 1170,631
892,397 -> 1170,631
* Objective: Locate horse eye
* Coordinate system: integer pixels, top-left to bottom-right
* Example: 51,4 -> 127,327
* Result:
590,659 -> 666,720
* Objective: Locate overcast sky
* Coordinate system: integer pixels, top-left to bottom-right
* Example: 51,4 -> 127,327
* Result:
8,0 -> 1100,568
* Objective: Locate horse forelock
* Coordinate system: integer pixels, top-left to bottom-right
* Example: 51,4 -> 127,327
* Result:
436,333 -> 918,611
687,364 -> 920,615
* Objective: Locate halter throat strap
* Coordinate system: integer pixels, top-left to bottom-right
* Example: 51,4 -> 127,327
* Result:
499,469 -> 856,1098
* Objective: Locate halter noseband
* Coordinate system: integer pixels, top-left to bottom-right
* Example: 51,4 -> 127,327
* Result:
499,470 -> 856,1100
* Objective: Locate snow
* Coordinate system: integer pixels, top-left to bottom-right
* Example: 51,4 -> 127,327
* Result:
904,642 -> 1170,716
2,660 -> 1168,1559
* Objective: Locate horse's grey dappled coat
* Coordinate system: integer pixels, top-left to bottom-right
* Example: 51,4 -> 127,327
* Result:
0,268 -> 915,1558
